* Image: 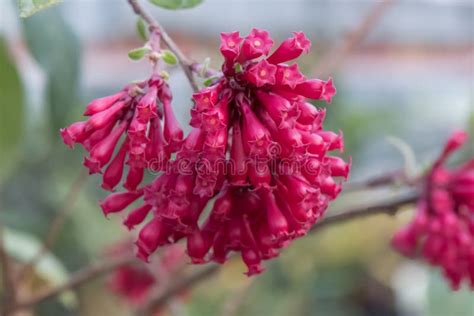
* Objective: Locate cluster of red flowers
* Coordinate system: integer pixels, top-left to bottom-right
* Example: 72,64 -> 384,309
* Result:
61,75 -> 183,192
392,130 -> 474,290
62,29 -> 349,275
107,242 -> 185,304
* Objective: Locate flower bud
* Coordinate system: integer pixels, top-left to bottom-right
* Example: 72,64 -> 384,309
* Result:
123,204 -> 152,230
100,189 -> 144,216
84,91 -> 125,116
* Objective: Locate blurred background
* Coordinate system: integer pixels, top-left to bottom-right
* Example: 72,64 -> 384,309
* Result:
0,0 -> 473,315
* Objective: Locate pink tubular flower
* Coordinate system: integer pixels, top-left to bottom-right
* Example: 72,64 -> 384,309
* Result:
391,130 -> 474,290
267,31 -> 311,64
61,74 -> 183,192
220,31 -> 243,62
238,28 -> 274,62
100,189 -> 144,216
275,64 -> 306,89
84,91 -> 125,116
245,59 -> 277,87
100,29 -> 349,276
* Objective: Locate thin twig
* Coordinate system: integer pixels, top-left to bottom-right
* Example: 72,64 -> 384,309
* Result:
15,171 -> 88,284
136,189 -> 419,315
136,265 -> 220,316
343,169 -> 404,192
311,189 -> 418,231
0,225 -> 16,315
9,254 -> 136,312
128,0 -> 199,92
315,0 -> 394,77
190,62 -> 221,78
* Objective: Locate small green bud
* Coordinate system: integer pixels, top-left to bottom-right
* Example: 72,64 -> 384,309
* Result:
203,76 -> 219,87
148,0 -> 204,10
161,49 -> 178,65
234,63 -> 242,73
160,70 -> 170,81
136,18 -> 148,41
128,47 -> 151,60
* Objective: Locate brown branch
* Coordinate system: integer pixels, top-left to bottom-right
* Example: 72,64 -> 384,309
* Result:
15,170 -> 88,284
128,0 -> 200,92
136,188 -> 419,315
9,254 -> 136,312
342,169 -> 405,192
136,264 -> 220,316
315,0 -> 394,77
311,189 -> 418,231
0,225 -> 16,315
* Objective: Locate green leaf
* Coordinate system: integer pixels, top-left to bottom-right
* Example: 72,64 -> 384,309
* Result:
161,49 -> 178,65
149,0 -> 204,10
0,37 -> 24,183
22,7 -> 81,137
128,47 -> 151,60
203,76 -> 218,87
3,227 -> 78,309
136,18 -> 149,41
18,0 -> 63,18
234,63 -> 242,73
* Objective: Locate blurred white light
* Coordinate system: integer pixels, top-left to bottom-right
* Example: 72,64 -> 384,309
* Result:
392,262 -> 429,316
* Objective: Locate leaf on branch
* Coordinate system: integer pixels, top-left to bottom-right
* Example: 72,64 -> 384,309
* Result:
161,49 -> 178,65
149,0 -> 204,10
0,37 -> 24,184
128,47 -> 151,60
18,0 -> 63,18
136,17 -> 149,41
3,227 -> 78,309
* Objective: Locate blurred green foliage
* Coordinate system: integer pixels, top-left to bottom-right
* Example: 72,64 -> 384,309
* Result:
23,7 -> 81,137
0,37 -> 24,183
427,270 -> 474,316
18,0 -> 63,18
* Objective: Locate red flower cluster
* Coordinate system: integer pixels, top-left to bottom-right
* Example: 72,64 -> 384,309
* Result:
392,130 -> 474,290
96,29 -> 349,275
108,263 -> 155,304
62,29 -> 349,275
61,75 -> 183,192
107,242 -> 185,304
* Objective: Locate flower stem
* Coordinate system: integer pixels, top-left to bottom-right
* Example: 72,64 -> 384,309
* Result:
127,0 -> 200,92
